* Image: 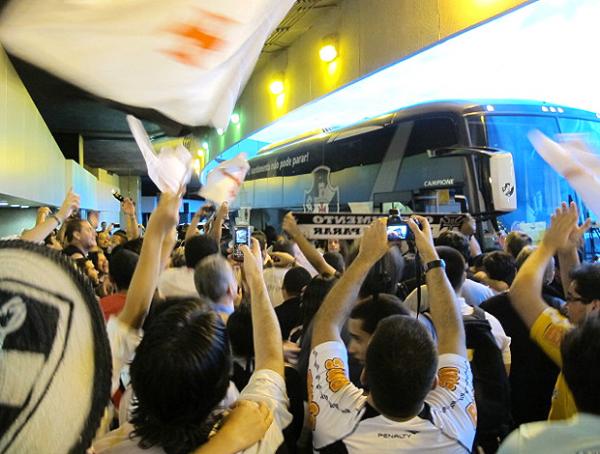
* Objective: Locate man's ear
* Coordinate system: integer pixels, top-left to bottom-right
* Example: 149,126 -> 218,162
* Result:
431,374 -> 439,391
590,299 -> 600,313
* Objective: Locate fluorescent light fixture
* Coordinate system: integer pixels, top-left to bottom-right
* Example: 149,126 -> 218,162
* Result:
217,128 -> 224,136
230,113 -> 240,124
20,205 -> 29,209
10,204 -> 20,208
0,201 -> 8,206
204,0 -> 600,177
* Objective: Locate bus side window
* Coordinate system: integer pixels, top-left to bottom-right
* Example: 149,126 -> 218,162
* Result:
404,117 -> 459,156
395,117 -> 463,194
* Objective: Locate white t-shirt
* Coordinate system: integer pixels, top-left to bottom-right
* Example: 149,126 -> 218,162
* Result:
498,413 -> 600,454
262,266 -> 289,308
95,369 -> 292,454
157,267 -> 197,299
106,316 -> 141,396
309,341 -> 476,453
404,279 -> 494,312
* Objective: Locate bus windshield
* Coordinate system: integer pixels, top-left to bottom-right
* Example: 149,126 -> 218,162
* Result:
468,114 -> 600,239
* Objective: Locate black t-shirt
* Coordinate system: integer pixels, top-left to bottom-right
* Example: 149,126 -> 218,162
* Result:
480,292 -> 560,426
275,296 -> 302,341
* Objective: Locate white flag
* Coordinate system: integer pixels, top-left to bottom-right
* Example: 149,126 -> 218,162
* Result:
127,115 -> 192,194
0,0 -> 295,128
199,154 -> 249,205
528,130 -> 600,218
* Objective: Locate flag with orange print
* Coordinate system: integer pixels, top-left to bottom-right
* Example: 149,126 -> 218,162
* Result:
0,0 -> 294,128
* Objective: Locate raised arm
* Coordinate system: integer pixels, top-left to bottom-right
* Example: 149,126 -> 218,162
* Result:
557,211 -> 590,299
185,204 -> 211,243
241,238 -> 284,377
159,229 -> 178,271
122,198 -> 140,241
21,189 -> 80,243
207,202 -> 228,245
118,190 -> 182,329
408,216 -> 466,358
510,202 -> 584,328
282,212 -> 337,277
312,219 -> 389,349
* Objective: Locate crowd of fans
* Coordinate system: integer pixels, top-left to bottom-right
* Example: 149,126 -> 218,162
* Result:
3,185 -> 600,454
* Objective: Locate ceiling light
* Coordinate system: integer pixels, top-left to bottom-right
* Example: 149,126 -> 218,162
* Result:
202,141 -> 209,149
230,113 -> 240,124
20,205 -> 30,209
217,128 -> 224,136
0,201 -> 8,206
269,79 -> 284,95
319,34 -> 339,62
10,204 -> 20,208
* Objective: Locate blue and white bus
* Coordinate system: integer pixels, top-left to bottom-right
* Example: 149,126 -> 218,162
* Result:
235,99 -> 600,251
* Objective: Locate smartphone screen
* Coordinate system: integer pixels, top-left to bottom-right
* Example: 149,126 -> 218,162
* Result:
387,224 -> 408,241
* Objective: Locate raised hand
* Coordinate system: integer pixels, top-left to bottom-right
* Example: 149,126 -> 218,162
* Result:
282,212 -> 302,239
36,207 -> 51,225
216,201 -> 229,220
241,238 -> 263,280
357,217 -> 389,264
195,203 -> 213,218
407,215 -> 437,261
557,204 -> 591,254
542,202 -> 581,253
148,190 -> 182,235
121,197 -> 136,216
57,188 -> 80,222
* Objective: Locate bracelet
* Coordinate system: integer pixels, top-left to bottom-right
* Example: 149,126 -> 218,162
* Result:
425,259 -> 445,273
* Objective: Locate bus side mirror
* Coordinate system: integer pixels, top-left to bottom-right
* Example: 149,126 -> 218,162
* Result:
488,153 -> 517,212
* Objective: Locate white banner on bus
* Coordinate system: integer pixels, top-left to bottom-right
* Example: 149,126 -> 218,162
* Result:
292,212 -> 468,240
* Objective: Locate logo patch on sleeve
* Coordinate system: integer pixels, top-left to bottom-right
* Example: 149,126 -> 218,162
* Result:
438,367 -> 460,391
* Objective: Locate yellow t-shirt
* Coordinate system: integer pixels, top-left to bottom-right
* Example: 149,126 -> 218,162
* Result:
530,307 -> 577,420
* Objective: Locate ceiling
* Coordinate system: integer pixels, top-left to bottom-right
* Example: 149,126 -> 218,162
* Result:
2,0 -> 338,193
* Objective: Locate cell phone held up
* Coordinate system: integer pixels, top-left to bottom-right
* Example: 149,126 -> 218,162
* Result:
111,189 -> 125,203
232,225 -> 252,262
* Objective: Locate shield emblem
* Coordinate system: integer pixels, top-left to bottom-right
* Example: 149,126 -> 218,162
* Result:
0,241 -> 111,454
304,166 -> 340,213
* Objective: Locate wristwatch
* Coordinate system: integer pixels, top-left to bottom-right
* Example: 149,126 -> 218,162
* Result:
425,259 -> 445,273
